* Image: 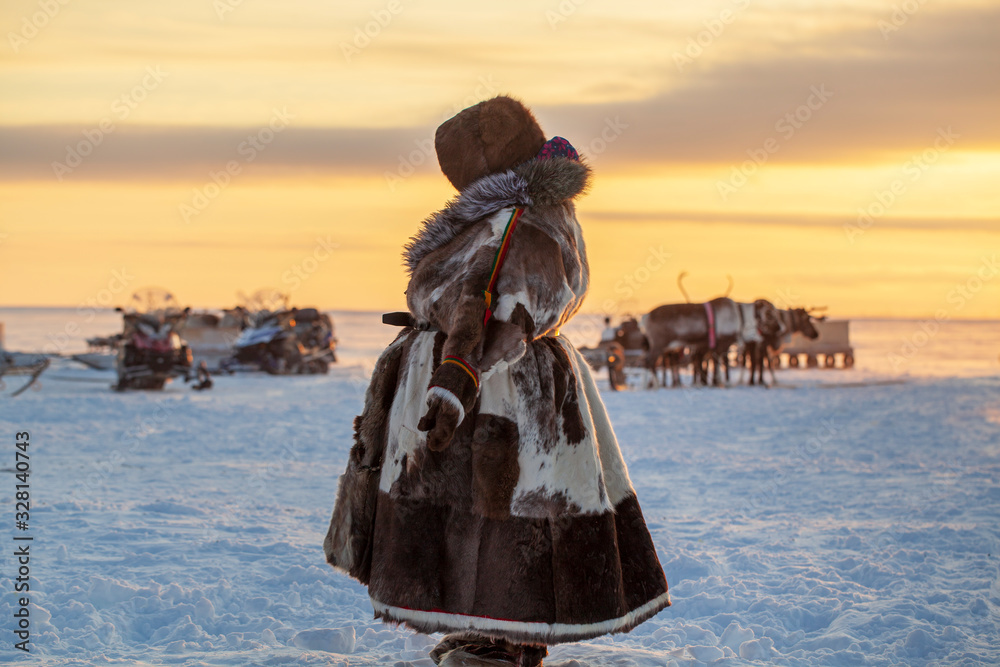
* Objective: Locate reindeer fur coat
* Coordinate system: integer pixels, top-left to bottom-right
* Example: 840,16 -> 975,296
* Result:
324,156 -> 670,646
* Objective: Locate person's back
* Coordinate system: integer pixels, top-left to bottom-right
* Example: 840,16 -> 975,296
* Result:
325,96 -> 670,667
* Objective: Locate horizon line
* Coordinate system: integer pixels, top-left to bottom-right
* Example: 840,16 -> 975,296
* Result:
0,304 -> 997,324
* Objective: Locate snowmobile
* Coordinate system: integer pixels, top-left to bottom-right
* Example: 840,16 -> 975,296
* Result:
224,306 -> 336,375
114,289 -> 193,390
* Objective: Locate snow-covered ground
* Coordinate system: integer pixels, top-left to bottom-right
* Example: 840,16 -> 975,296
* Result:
1,309 -> 998,666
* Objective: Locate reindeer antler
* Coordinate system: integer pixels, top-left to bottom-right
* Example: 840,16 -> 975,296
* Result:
677,271 -> 691,303
806,305 -> 828,322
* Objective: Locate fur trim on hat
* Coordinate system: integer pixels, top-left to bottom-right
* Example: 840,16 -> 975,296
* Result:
435,96 -> 547,192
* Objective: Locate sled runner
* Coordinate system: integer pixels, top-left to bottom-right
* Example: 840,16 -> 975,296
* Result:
0,349 -> 50,397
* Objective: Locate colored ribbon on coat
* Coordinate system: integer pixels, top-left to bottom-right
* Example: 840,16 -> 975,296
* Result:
478,136 -> 575,327
483,207 -> 524,326
704,301 -> 716,350
441,355 -> 479,389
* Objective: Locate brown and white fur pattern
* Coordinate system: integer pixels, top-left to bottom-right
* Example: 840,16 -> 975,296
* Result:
325,157 -> 670,647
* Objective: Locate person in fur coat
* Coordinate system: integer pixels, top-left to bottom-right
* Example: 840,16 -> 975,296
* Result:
324,96 -> 670,667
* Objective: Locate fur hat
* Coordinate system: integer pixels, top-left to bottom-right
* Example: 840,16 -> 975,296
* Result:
435,96 -> 546,192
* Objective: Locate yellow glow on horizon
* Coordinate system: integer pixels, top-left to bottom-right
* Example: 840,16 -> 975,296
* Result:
583,216 -> 1000,320
587,152 -> 1000,221
3,170 -> 997,320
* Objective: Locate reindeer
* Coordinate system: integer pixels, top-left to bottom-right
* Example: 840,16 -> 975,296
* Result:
745,307 -> 821,386
697,297 -> 790,387
642,273 -> 739,387
642,296 -> 750,388
646,273 -> 787,388
642,303 -> 704,387
734,299 -> 782,384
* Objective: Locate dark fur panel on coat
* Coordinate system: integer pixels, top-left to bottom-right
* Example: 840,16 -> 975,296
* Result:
368,490 -> 668,644
546,338 -> 587,445
324,329 -> 409,582
471,414 -> 521,520
615,494 -> 671,608
390,412 -> 477,510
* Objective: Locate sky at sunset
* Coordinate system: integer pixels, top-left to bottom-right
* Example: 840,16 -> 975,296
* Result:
1,0 -> 998,320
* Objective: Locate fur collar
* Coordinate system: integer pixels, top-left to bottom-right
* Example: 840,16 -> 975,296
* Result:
403,158 -> 591,274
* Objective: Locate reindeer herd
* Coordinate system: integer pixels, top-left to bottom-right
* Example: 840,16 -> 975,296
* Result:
596,275 -> 825,390
640,297 -> 821,388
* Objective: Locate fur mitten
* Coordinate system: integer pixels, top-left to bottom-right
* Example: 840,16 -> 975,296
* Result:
418,356 -> 479,451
